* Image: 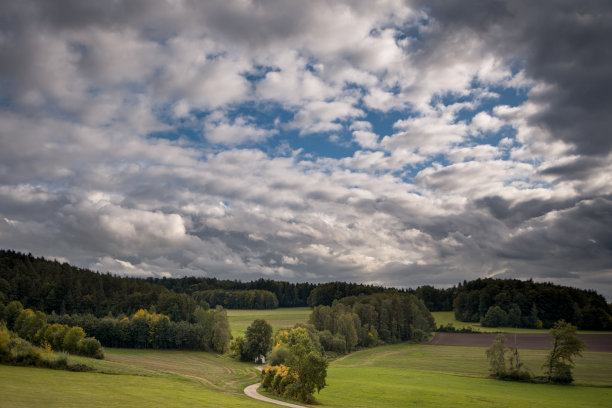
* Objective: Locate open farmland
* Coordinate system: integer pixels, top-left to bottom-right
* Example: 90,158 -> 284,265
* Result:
2,341 -> 612,407
0,361 -> 263,408
227,307 -> 311,338
2,308 -> 612,407
315,343 -> 612,407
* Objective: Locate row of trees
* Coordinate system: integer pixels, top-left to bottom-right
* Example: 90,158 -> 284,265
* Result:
486,320 -> 586,383
48,306 -> 232,352
2,250 -> 610,331
0,250 -> 202,320
149,276 -> 316,307
453,279 -> 612,329
309,293 -> 435,354
192,289 -> 278,309
2,301 -> 103,359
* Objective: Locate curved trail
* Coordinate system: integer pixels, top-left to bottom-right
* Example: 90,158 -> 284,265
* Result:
244,383 -> 307,408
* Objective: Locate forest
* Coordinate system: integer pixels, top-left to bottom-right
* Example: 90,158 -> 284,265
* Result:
1,249 -> 611,330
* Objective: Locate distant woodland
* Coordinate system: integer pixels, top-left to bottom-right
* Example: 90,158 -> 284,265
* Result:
1,249 -> 611,330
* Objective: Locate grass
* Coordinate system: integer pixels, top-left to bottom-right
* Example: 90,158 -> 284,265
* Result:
431,311 -> 612,334
227,307 -> 311,338
315,343 -> 612,408
0,348 -> 266,408
2,308 -> 611,407
2,341 -> 611,408
0,365 -> 265,408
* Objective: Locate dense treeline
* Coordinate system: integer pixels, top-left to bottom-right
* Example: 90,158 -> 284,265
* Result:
0,250 -> 200,319
0,250 -> 394,313
148,276 -> 315,307
2,250 -> 611,330
193,289 -> 278,309
47,306 -> 232,352
453,279 -> 612,330
306,281 -> 398,307
309,293 -> 435,354
411,285 -> 456,311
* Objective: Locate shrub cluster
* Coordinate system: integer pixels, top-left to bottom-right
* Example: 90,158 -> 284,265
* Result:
0,322 -> 90,370
48,306 -> 231,352
485,321 -> 586,384
261,327 -> 328,403
436,323 -> 480,333
2,301 -> 103,359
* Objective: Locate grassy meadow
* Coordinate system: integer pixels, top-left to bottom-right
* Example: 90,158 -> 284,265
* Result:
317,345 -> 612,408
227,307 -> 311,337
2,308 -> 611,407
0,348 -> 264,408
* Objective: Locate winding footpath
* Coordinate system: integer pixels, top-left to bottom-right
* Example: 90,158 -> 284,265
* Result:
243,383 -> 307,408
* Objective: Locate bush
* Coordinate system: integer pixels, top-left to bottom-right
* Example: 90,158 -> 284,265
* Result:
411,328 -> 427,343
262,327 -> 328,403
41,323 -> 70,351
229,335 -> 246,359
77,337 -> 104,359
7,337 -> 43,366
63,326 -> 86,353
267,344 -> 290,366
482,306 -> 508,327
331,334 -> 347,354
2,301 -> 23,330
437,323 -> 480,333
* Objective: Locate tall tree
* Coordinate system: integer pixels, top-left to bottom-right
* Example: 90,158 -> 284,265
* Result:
542,320 -> 585,383
244,319 -> 273,362
485,334 -> 507,377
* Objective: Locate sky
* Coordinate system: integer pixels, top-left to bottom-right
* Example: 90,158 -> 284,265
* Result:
1,0 -> 611,299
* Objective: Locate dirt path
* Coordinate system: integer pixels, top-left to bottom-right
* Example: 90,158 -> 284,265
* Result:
427,333 -> 612,351
243,383 -> 307,408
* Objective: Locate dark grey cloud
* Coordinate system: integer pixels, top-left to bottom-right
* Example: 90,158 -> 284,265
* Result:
419,0 -> 612,157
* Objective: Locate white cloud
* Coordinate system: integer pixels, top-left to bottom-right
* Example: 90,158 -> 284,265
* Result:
289,100 -> 364,135
204,114 -> 277,145
471,111 -> 504,133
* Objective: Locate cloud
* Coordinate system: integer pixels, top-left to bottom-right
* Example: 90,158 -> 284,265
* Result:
288,100 -> 364,135
204,113 -> 277,145
0,0 -> 611,300
419,0 -> 612,158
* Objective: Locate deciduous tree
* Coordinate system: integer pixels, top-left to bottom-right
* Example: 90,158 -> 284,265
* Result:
485,334 -> 507,377
542,320 -> 585,383
244,319 -> 273,362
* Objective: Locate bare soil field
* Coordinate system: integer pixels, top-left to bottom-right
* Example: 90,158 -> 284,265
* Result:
427,333 -> 612,352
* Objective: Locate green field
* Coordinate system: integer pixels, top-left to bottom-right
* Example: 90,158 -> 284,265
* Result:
2,308 -> 611,407
2,343 -> 611,408
431,311 -> 612,334
227,307 -> 311,337
315,343 -> 612,408
0,348 -> 266,408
